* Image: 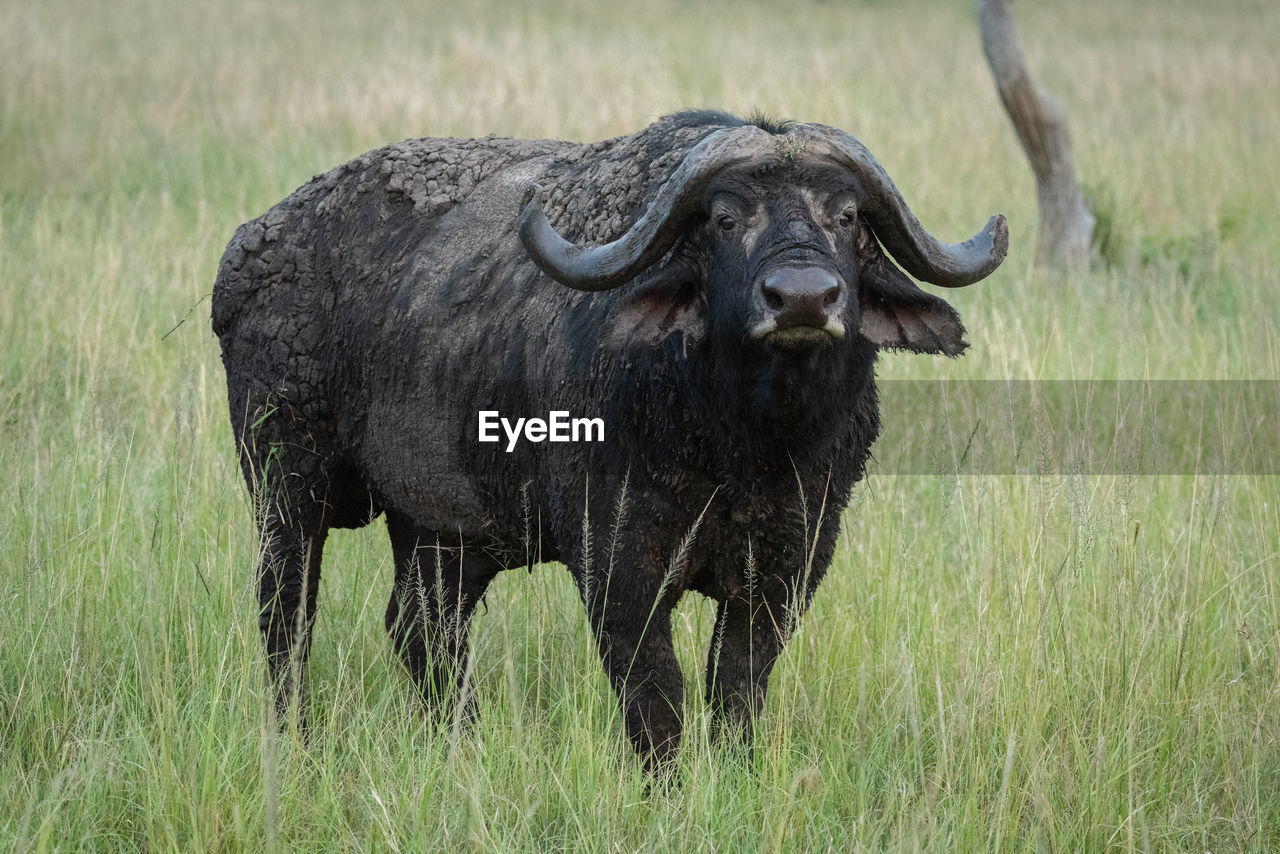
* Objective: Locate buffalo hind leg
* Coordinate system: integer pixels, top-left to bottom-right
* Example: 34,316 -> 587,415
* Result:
385,511 -> 500,724
233,384 -> 334,730
257,504 -> 328,729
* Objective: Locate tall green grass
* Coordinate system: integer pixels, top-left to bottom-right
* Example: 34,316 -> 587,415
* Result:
2,0 -> 1277,850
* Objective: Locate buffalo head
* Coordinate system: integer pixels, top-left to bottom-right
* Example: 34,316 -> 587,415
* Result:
518,123 -> 1008,359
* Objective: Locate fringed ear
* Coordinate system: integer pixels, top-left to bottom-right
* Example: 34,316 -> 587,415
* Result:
856,224 -> 969,356
602,261 -> 706,352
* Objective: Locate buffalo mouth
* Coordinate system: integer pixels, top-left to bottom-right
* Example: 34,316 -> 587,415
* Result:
752,318 -> 846,351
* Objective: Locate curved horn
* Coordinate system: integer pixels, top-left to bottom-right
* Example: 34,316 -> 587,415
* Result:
799,125 -> 1008,287
518,125 -> 777,291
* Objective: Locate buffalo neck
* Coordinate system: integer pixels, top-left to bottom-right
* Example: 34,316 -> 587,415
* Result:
587,331 -> 882,484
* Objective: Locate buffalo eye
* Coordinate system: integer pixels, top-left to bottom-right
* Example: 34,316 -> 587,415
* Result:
837,207 -> 857,228
716,214 -> 737,232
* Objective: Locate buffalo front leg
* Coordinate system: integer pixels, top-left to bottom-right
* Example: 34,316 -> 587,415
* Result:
584,570 -> 686,770
384,511 -> 500,724
705,590 -> 790,752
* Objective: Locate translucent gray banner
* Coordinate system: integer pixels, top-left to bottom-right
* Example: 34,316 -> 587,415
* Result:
873,381 -> 1279,475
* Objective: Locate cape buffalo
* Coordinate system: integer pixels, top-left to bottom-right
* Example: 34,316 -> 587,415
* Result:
212,110 -> 1007,768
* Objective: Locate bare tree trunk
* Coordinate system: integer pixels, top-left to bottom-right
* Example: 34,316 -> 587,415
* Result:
978,0 -> 1094,270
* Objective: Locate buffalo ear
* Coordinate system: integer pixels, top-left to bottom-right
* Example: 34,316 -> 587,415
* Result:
603,263 -> 705,352
857,224 -> 969,356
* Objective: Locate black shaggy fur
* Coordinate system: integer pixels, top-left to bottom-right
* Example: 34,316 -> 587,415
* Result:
213,111 -> 986,768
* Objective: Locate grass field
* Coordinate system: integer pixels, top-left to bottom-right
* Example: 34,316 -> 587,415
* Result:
2,0 -> 1278,850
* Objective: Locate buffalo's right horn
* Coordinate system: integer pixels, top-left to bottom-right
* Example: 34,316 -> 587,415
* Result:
518,125 -> 776,292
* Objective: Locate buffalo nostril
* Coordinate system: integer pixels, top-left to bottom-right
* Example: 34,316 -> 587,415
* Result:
762,285 -> 785,311
822,284 -> 839,307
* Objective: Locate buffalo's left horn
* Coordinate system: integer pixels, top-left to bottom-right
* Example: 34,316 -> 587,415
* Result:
801,125 -> 1008,287
518,125 -> 776,291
